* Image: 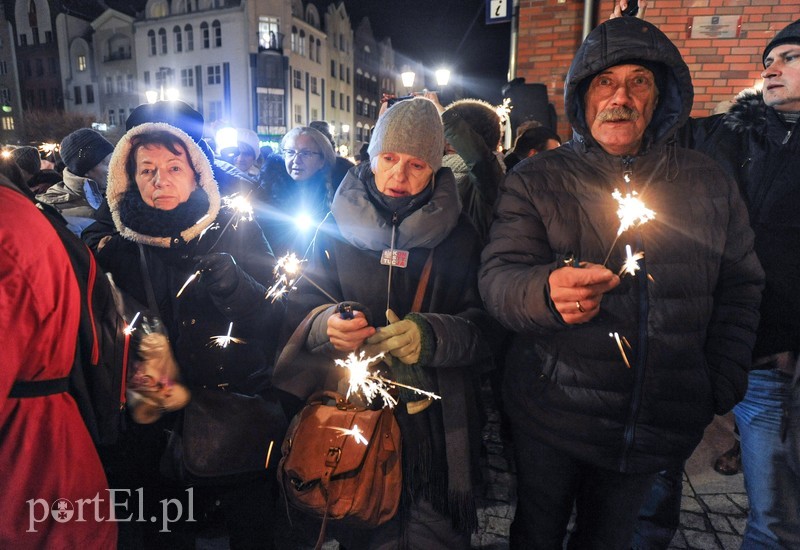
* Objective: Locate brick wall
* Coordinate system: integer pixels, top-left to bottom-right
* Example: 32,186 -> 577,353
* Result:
515,0 -> 800,140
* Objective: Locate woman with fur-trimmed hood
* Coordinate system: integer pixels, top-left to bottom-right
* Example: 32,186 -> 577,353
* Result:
93,102 -> 285,548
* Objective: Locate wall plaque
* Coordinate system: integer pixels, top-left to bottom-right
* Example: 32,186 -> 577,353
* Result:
688,16 -> 742,39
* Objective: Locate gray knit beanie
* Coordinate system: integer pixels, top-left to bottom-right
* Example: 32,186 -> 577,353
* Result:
368,97 -> 444,172
10,146 -> 41,174
763,19 -> 800,67
60,128 -> 114,177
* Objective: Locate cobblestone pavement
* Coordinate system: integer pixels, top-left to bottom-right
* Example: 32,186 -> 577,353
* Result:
472,387 -> 748,549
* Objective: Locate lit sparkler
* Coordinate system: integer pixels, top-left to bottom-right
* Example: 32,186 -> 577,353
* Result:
176,270 -> 200,298
602,188 -> 655,266
265,252 -> 305,302
221,193 -> 254,230
123,311 -> 141,335
496,98 -> 513,127
209,322 -> 246,348
265,440 -> 274,469
619,245 -> 644,277
38,142 -> 59,156
335,351 -> 442,408
177,193 -> 256,298
609,331 -> 632,369
265,251 -> 339,303
328,424 -> 369,446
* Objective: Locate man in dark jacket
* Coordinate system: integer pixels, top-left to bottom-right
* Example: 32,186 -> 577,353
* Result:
479,17 -> 764,549
637,17 -> 800,549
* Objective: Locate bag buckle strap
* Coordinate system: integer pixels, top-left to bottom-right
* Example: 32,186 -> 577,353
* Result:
325,446 -> 342,468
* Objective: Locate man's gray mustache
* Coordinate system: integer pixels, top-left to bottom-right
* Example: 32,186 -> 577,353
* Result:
596,107 -> 640,122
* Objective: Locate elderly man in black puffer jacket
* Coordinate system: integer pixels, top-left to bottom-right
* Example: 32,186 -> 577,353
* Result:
479,17 -> 765,550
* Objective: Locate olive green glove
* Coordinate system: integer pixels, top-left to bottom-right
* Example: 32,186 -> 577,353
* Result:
364,309 -> 429,365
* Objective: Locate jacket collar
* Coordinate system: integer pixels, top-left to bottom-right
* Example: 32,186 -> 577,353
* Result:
331,164 -> 461,251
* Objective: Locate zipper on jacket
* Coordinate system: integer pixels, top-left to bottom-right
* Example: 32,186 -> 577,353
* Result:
618,157 -> 650,472
782,122 -> 795,145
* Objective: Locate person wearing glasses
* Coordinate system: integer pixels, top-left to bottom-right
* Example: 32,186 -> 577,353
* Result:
256,127 -> 335,257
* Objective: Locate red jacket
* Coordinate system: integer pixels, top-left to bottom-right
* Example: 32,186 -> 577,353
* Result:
0,187 -> 116,549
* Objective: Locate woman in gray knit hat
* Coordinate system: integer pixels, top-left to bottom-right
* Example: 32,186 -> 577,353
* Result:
274,97 -> 502,549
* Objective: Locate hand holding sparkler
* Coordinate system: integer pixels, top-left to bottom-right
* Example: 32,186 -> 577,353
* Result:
548,262 -> 620,324
176,192 -> 255,298
194,253 -> 242,296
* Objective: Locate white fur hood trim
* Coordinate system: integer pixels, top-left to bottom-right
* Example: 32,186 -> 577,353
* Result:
106,121 -> 220,248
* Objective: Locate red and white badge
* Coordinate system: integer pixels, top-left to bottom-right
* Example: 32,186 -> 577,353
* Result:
381,249 -> 409,268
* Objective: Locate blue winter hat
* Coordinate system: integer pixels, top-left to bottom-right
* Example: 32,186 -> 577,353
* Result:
60,129 -> 114,177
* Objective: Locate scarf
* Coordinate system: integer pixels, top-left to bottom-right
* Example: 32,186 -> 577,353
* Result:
119,186 -> 211,241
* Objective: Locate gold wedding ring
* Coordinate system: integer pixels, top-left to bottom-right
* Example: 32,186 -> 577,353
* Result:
576,301 -> 586,313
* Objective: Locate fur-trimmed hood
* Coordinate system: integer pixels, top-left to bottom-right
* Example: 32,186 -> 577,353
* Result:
723,90 -> 769,134
106,122 -> 220,248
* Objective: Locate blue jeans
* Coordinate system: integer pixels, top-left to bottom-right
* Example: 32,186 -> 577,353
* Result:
735,369 -> 800,549
632,464 -> 684,549
510,428 -> 657,550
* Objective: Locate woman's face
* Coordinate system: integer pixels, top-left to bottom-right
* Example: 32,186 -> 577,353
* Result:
283,134 -> 326,181
373,152 -> 433,197
134,143 -> 197,210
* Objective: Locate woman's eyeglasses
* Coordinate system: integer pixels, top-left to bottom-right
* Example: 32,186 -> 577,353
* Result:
282,149 -> 321,160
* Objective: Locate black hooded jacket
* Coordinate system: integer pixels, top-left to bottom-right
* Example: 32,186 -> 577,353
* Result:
479,17 -> 764,473
679,91 -> 800,361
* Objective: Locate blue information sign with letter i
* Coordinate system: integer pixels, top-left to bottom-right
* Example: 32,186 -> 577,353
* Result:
486,0 -> 512,25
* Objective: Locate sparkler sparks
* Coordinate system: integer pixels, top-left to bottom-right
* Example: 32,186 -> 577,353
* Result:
221,193 -> 254,229
612,189 -> 655,236
609,332 -> 632,369
336,351 -> 397,408
265,251 -> 339,303
265,252 -> 304,302
619,245 -> 644,277
335,351 -> 442,408
328,424 -> 369,446
209,322 -> 246,348
123,311 -> 141,335
38,142 -> 59,156
602,188 -> 656,266
496,98 -> 513,127
176,270 -> 200,298
265,440 -> 274,469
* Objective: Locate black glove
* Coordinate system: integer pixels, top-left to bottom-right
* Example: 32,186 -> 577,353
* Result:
194,253 -> 241,297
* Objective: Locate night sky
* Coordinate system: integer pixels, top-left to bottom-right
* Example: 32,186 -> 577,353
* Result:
314,0 -> 512,104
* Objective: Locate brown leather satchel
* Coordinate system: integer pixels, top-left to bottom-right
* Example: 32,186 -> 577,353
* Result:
278,390 -> 402,548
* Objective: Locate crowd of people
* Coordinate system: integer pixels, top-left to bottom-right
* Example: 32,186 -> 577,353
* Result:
2,3 -> 799,549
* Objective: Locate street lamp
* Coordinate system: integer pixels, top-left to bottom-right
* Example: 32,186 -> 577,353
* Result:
400,70 -> 415,94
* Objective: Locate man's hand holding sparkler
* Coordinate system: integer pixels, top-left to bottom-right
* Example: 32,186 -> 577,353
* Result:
549,262 -> 620,324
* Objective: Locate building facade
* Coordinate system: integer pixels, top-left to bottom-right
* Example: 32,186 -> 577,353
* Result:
1,0 -> 424,153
